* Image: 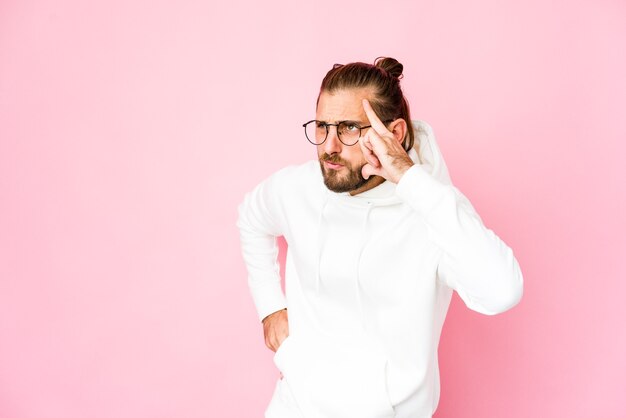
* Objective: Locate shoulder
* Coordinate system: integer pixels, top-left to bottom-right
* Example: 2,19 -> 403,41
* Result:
247,160 -> 324,204
266,160 -> 322,190
238,160 -> 323,222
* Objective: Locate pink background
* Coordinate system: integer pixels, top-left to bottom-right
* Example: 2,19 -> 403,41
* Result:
1,0 -> 625,417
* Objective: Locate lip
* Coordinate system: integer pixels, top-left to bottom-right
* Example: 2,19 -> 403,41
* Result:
324,161 -> 344,170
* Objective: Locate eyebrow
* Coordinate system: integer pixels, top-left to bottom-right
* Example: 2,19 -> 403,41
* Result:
318,119 -> 368,126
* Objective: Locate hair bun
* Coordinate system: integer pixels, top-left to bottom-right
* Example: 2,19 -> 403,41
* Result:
374,57 -> 403,79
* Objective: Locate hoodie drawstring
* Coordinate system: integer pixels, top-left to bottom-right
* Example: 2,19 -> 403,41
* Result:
315,195 -> 374,330
315,195 -> 330,293
355,202 -> 373,329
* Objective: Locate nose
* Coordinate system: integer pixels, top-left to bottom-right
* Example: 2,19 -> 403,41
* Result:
322,125 -> 342,155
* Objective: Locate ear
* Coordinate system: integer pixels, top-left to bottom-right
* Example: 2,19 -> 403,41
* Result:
388,118 -> 408,146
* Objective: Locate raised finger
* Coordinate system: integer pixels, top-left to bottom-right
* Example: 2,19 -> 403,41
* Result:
362,99 -> 391,135
358,136 -> 381,168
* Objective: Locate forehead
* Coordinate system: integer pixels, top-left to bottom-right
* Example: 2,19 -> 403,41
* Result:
316,88 -> 373,123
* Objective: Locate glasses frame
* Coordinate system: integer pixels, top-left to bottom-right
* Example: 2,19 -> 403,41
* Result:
302,119 -> 394,146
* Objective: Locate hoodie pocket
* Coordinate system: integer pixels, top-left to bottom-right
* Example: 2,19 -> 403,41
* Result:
273,335 -> 394,418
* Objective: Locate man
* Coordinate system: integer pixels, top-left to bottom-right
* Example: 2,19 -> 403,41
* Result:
237,57 -> 523,418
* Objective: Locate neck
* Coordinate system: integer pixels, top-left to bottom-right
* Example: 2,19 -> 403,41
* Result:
349,175 -> 386,196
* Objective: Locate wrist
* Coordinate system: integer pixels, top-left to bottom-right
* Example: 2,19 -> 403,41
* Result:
392,158 -> 414,183
262,308 -> 287,324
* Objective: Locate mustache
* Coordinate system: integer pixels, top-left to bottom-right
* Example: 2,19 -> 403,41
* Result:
319,153 -> 348,165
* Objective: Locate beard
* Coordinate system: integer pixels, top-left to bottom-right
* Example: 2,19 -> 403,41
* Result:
318,153 -> 370,193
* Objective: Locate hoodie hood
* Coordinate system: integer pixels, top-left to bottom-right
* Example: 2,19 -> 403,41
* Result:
411,119 -> 452,186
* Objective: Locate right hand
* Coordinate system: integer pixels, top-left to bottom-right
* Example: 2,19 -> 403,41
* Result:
262,308 -> 289,352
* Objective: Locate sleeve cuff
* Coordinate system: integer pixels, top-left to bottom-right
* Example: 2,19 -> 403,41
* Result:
251,283 -> 287,322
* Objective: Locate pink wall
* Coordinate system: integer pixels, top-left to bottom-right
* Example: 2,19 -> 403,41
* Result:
1,0 -> 625,417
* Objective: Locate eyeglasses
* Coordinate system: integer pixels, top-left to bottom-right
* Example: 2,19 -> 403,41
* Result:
303,120 -> 389,146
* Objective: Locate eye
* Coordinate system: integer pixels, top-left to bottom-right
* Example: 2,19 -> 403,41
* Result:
340,123 -> 360,134
315,121 -> 327,129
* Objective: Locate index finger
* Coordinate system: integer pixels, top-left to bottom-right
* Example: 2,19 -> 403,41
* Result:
362,99 -> 391,135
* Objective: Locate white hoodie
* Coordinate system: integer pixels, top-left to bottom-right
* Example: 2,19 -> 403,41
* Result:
237,121 -> 523,418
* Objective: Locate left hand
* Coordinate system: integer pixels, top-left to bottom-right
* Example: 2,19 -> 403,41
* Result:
359,99 -> 414,183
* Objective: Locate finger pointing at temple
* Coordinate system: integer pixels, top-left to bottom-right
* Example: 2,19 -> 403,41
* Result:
362,99 -> 391,135
360,98 -> 414,183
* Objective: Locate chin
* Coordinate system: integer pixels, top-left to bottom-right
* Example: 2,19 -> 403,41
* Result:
319,159 -> 369,193
323,173 -> 369,193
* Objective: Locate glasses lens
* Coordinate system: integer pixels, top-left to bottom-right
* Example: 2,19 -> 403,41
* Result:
338,122 -> 361,145
305,121 -> 327,145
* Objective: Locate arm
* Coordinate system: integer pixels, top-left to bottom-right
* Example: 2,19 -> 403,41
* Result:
359,99 -> 523,315
396,165 -> 523,314
237,173 -> 287,322
237,172 -> 290,349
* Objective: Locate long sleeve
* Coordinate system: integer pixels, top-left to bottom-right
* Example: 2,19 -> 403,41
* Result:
396,164 -> 523,315
237,173 -> 288,321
